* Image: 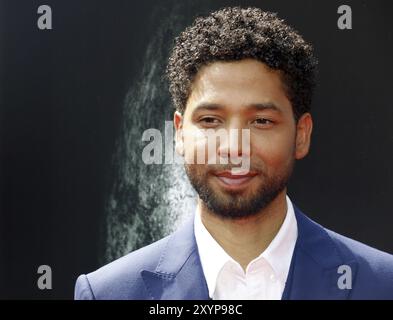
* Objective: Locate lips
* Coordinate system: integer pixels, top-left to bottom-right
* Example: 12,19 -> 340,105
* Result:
213,170 -> 258,188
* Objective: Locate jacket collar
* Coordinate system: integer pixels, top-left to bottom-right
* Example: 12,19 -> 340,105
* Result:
141,205 -> 358,300
141,214 -> 210,299
282,204 -> 358,299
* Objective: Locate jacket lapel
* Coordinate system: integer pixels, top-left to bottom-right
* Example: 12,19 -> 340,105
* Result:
282,205 -> 358,300
141,216 -> 210,300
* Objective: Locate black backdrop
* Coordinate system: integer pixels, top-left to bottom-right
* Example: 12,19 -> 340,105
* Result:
1,0 -> 392,299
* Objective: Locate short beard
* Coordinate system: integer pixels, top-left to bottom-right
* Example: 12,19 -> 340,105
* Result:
185,160 -> 294,220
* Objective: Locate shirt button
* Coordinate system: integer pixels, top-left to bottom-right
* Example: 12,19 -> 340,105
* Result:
270,274 -> 277,282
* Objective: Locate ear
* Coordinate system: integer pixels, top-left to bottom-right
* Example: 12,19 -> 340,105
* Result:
295,112 -> 313,160
174,111 -> 184,156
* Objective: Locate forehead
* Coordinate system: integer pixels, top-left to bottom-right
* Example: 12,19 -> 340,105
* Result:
186,59 -> 292,115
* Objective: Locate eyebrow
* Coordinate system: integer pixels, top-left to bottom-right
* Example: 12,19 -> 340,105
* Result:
191,102 -> 284,116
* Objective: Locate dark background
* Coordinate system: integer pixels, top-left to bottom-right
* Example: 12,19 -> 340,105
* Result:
1,0 -> 392,299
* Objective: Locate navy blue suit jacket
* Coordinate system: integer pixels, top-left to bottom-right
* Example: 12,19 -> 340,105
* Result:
75,204 -> 393,299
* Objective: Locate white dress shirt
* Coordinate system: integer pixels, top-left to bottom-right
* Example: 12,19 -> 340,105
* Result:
194,195 -> 298,300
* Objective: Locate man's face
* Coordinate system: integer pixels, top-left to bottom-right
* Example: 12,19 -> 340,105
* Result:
174,58 -> 312,219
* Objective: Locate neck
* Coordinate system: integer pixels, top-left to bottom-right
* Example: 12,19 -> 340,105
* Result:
198,189 -> 288,271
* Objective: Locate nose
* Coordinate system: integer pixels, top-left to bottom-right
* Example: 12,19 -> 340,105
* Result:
217,121 -> 250,162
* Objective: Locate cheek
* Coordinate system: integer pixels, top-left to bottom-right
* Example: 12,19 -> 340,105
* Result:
251,131 -> 295,169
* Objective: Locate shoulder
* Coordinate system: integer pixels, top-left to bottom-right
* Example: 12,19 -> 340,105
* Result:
75,234 -> 170,300
326,228 -> 393,272
325,228 -> 393,298
294,206 -> 393,299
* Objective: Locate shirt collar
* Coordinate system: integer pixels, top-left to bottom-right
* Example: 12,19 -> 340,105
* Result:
259,195 -> 298,285
194,204 -> 235,298
194,195 -> 298,298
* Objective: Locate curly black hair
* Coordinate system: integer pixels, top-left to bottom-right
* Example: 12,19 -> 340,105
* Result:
166,7 -> 318,122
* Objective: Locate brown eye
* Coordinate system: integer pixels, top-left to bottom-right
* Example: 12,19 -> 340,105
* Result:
199,117 -> 221,126
202,117 -> 217,123
252,118 -> 274,127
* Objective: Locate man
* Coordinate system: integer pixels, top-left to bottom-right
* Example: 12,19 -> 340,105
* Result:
75,7 -> 393,300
